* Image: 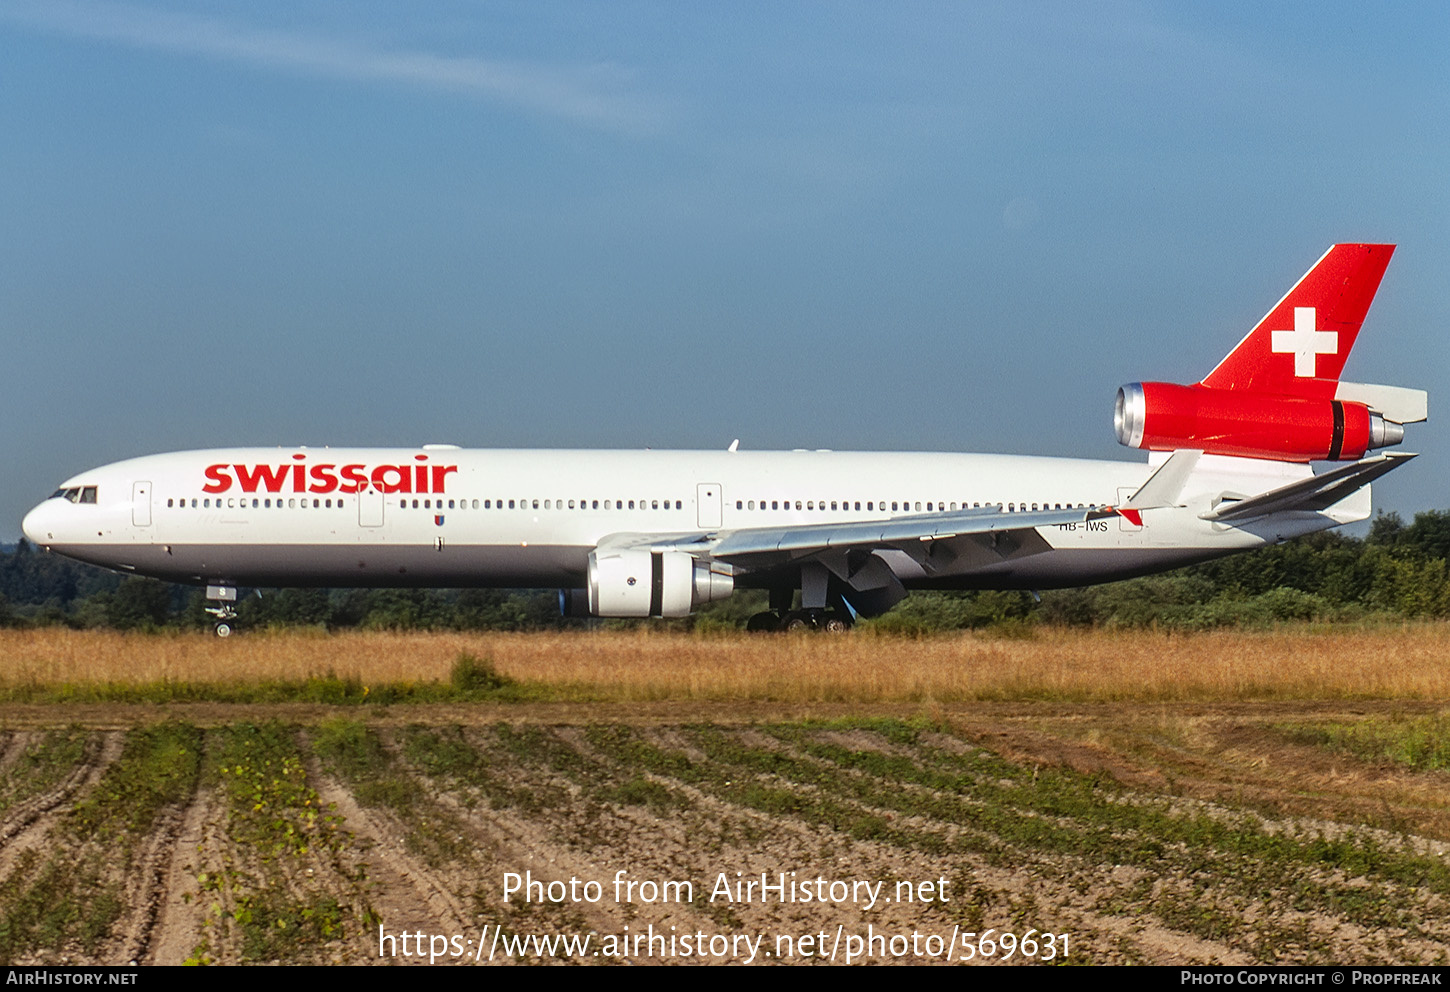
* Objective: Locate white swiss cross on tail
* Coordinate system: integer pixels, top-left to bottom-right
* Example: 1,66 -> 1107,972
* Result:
1270,306 -> 1337,378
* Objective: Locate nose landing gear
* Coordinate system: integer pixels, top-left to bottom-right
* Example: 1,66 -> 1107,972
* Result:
205,584 -> 238,638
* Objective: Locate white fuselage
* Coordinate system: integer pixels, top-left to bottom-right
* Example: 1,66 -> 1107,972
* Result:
20,446 -> 1359,593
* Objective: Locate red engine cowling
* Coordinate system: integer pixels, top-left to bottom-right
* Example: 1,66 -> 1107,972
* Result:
1115,382 -> 1403,462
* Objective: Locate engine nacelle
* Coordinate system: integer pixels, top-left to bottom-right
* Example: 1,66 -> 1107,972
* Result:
1115,382 -> 1404,462
587,550 -> 734,618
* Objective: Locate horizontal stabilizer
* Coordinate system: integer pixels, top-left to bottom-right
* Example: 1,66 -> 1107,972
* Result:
1334,382 -> 1427,424
1199,452 -> 1415,523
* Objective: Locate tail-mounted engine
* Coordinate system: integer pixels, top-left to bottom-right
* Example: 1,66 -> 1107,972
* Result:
1115,382 -> 1405,462
587,549 -> 734,618
1109,244 -> 1427,463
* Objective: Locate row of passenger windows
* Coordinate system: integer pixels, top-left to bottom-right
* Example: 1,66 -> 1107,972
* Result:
168,497 -> 348,510
735,499 -> 1093,512
401,498 -> 684,511
395,497 -> 1092,513
164,495 -> 1096,514
164,496 -> 688,512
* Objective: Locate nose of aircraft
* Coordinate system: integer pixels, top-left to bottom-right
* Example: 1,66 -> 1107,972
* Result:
21,500 -> 56,546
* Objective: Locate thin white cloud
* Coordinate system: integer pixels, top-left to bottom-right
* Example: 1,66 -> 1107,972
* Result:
0,0 -> 667,133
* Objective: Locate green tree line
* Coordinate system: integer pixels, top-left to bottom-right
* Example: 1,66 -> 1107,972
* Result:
3,510 -> 1450,633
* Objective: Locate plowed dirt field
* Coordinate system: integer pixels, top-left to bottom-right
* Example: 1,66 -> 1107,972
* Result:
0,697 -> 1447,965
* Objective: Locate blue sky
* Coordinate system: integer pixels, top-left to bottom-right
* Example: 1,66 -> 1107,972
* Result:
3,1 -> 1447,534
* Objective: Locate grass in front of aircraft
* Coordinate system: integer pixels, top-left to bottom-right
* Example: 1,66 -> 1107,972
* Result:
1,625 -> 1449,704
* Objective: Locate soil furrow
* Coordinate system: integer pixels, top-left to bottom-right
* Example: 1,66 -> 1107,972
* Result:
0,732 -> 119,872
307,763 -> 474,963
143,781 -> 219,965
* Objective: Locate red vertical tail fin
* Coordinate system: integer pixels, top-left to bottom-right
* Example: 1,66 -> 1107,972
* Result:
1199,243 -> 1394,398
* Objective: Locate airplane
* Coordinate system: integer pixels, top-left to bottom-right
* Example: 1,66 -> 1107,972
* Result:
21,244 -> 1425,636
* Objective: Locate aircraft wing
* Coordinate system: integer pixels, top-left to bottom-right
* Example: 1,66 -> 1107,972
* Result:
701,504 -> 1117,571
588,504 -> 1120,620
1199,452 -> 1416,523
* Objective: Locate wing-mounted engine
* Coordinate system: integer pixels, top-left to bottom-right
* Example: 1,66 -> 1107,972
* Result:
587,549 -> 734,618
1114,382 -> 1407,462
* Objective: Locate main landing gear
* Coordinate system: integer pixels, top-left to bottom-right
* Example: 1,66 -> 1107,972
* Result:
746,573 -> 854,632
747,609 -> 853,633
205,584 -> 238,638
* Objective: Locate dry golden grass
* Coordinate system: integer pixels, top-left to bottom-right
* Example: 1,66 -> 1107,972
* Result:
2,624 -> 1450,702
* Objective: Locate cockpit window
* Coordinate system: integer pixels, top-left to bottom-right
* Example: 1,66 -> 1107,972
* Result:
48,486 -> 97,503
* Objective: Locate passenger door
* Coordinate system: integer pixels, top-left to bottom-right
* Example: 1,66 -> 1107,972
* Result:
697,483 -> 722,528
132,481 -> 152,527
359,483 -> 384,527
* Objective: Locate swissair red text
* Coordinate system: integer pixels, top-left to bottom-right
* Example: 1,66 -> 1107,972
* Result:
203,455 -> 458,495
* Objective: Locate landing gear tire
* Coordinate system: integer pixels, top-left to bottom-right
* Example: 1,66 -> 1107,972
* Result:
746,611 -> 782,632
821,613 -> 852,633
213,621 -> 234,638
782,611 -> 815,633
